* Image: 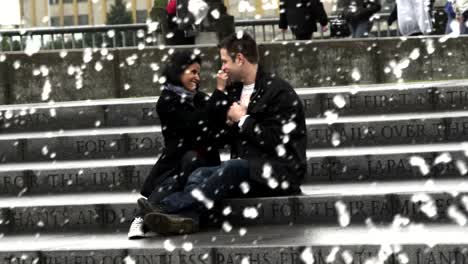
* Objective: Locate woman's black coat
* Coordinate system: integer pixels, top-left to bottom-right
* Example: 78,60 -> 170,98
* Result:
140,89 -> 221,197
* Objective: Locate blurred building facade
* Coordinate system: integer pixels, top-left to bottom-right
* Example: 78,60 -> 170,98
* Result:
18,0 -> 421,28
19,0 -> 289,27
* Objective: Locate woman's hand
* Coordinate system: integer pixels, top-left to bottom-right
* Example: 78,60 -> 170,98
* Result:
216,69 -> 229,92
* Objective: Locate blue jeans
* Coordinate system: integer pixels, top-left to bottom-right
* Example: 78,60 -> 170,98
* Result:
349,21 -> 373,38
462,12 -> 468,35
160,159 -> 250,214
445,16 -> 467,34
446,16 -> 454,34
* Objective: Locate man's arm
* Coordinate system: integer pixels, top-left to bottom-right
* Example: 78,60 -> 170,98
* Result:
229,89 -> 301,153
387,4 -> 397,25
313,0 -> 329,27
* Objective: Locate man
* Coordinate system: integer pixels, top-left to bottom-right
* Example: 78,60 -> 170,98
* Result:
142,32 -> 307,235
279,0 -> 329,40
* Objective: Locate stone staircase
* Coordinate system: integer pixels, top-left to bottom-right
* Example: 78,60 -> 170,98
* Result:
1,39 -> 468,263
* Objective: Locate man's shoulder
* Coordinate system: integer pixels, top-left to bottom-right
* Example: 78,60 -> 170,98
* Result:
259,72 -> 295,93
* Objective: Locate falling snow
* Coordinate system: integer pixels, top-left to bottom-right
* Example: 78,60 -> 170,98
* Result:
351,68 -> 361,81
242,207 -> 259,219
163,239 -> 176,252
447,205 -> 467,226
24,38 -> 41,56
411,193 -> 437,218
409,156 -> 430,176
222,221 -> 233,232
331,132 -> 341,147
300,247 -> 314,264
191,188 -> 214,209
239,182 -> 250,194
326,247 -> 340,263
335,200 -> 350,227
333,94 -> 346,108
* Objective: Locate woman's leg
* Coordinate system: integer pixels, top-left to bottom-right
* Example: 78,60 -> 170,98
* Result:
147,151 -> 206,204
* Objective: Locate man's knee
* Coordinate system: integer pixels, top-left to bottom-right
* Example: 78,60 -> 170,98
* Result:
220,159 -> 249,175
186,167 -> 209,185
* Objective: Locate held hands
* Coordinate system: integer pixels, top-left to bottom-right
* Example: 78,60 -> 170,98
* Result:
217,69 -> 228,92
227,102 -> 247,124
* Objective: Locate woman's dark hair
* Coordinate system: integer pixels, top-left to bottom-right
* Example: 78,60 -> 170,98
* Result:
162,51 -> 202,86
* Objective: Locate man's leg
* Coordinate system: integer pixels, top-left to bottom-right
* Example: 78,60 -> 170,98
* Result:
160,159 -> 250,213
348,24 -> 357,38
445,16 -> 453,34
144,159 -> 250,235
130,151 -> 208,238
294,32 -> 313,40
462,11 -> 468,35
354,21 -> 373,37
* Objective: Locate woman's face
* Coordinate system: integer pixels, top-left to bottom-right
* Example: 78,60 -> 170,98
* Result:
180,63 -> 201,92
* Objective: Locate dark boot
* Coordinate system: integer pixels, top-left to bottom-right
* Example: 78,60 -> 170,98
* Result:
137,198 -> 165,215
144,211 -> 199,235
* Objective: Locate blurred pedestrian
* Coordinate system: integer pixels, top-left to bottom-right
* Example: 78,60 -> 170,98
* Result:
454,0 -> 468,34
166,0 -> 197,45
279,0 -> 329,40
387,0 -> 433,36
342,0 -> 381,38
444,0 -> 456,34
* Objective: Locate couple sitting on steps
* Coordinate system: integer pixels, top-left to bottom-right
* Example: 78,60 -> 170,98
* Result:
128,32 -> 307,238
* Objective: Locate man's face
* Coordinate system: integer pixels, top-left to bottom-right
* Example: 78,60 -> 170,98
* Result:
220,48 -> 242,82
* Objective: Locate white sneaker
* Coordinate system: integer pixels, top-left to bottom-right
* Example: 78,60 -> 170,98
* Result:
128,217 -> 145,239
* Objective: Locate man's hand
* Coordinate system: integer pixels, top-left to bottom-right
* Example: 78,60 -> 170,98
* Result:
216,69 -> 228,92
227,102 -> 247,123
322,25 -> 328,32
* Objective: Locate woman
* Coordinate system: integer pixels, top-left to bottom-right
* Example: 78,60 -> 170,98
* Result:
128,51 -> 221,239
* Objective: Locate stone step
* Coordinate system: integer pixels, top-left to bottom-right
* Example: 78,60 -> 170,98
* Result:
0,127 -> 162,163
0,80 -> 467,133
300,79 -> 468,117
0,97 -> 160,133
308,111 -> 468,148
1,224 -> 468,264
1,141 -> 468,195
0,180 -> 467,233
3,110 -> 468,162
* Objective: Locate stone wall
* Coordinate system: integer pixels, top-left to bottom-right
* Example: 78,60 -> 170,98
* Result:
0,36 -> 466,104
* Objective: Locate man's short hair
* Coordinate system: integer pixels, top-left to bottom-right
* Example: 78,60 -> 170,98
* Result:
218,32 -> 259,64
